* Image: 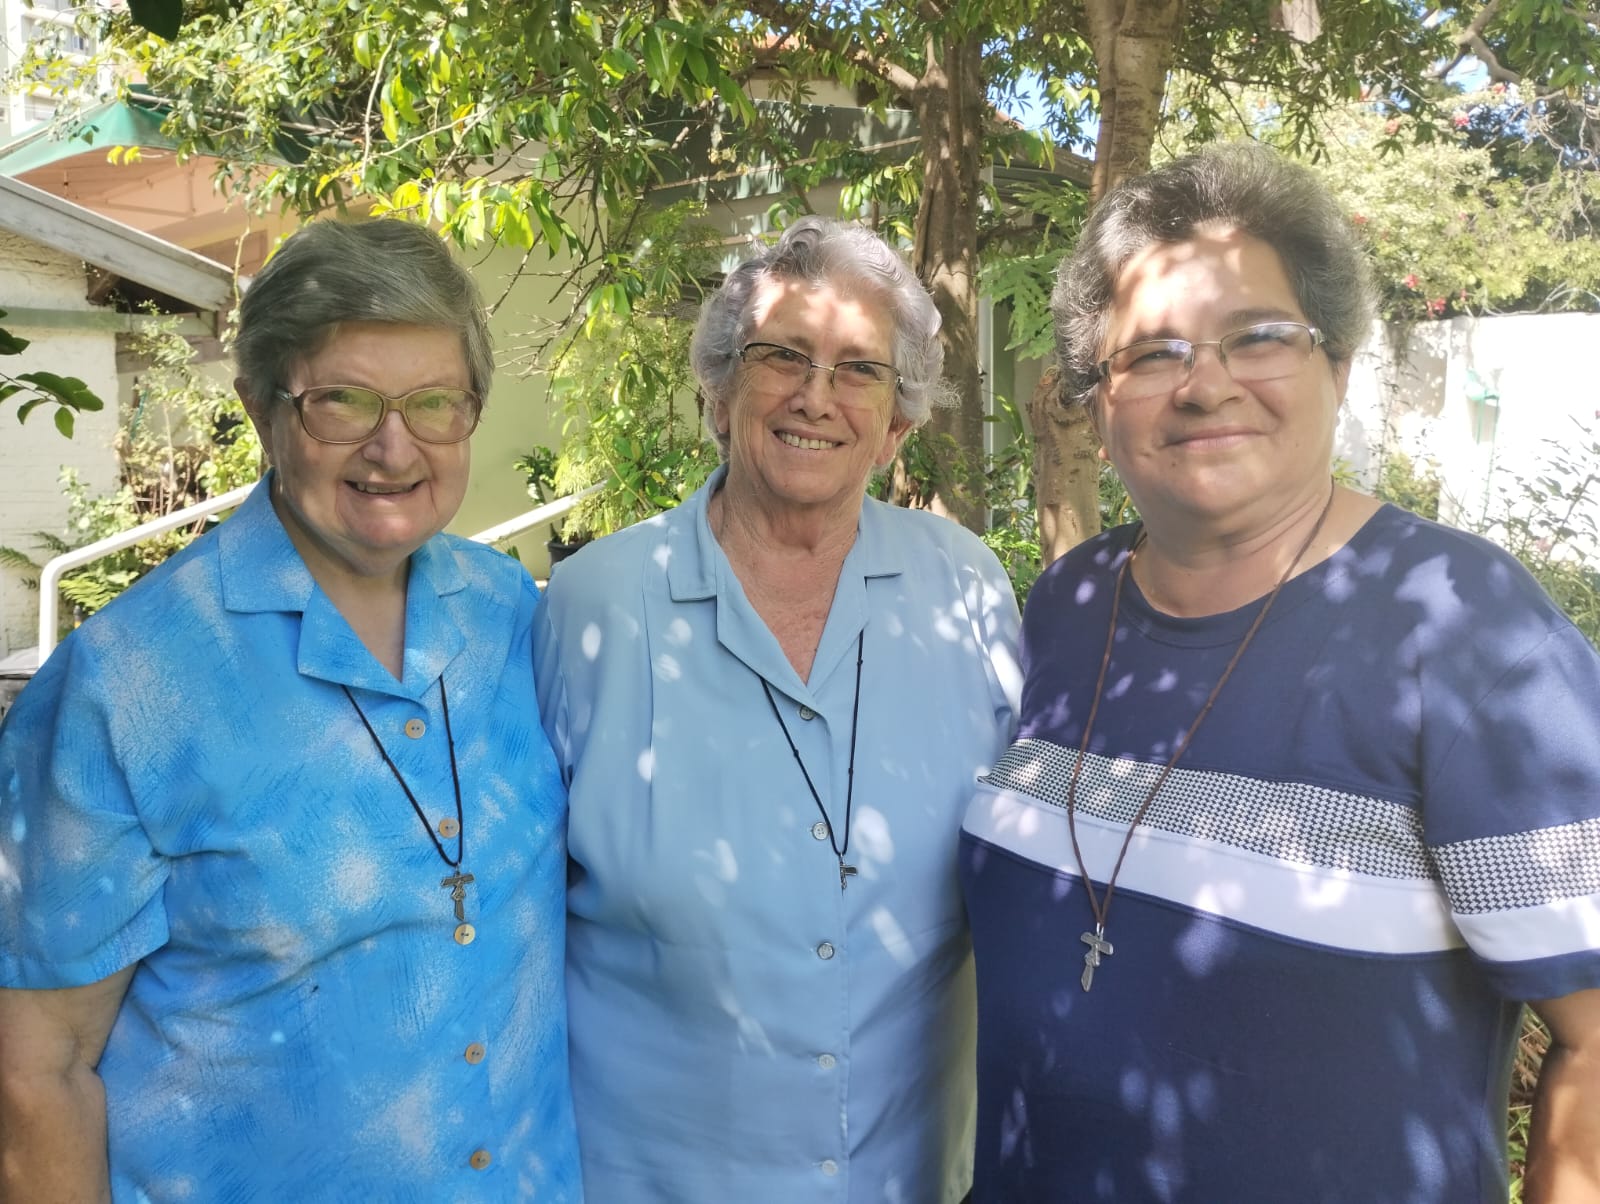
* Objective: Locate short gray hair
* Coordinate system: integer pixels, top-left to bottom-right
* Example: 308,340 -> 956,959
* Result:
690,216 -> 947,455
234,219 -> 494,405
1052,142 -> 1376,407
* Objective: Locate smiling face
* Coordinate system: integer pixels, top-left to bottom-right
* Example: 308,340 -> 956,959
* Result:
714,277 -> 909,527
240,321 -> 473,592
1092,224 -> 1349,537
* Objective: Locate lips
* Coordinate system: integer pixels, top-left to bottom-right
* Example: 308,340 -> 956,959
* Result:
776,430 -> 840,451
1168,427 -> 1257,448
348,480 -> 419,495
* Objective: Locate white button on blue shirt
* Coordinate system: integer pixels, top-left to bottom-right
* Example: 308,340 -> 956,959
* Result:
535,466 -> 1022,1203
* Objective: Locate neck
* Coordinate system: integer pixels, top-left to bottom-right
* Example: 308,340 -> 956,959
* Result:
1133,482 -> 1369,618
270,489 -> 410,678
708,473 -> 859,581
708,479 -> 857,683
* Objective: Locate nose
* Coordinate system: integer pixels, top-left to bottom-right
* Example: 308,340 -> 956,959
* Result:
1174,341 -> 1237,408
361,408 -> 419,459
789,364 -> 837,414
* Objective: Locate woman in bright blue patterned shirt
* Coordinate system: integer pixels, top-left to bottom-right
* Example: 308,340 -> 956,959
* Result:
0,220 -> 580,1202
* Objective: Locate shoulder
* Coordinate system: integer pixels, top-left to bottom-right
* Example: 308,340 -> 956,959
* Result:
433,532 -> 539,612
541,510 -> 679,610
859,496 -> 1009,579
1352,505 -> 1575,635
1028,524 -> 1133,606
66,525 -> 228,660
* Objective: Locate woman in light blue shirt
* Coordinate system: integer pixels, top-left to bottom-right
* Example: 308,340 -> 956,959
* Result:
535,217 -> 1022,1202
0,220 -> 580,1201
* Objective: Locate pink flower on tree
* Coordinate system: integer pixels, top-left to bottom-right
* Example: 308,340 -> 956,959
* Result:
1403,273 -> 1420,290
1428,298 -> 1447,317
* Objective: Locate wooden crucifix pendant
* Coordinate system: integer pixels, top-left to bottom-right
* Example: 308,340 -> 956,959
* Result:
838,859 -> 858,891
441,869 -> 475,922
1079,925 -> 1112,992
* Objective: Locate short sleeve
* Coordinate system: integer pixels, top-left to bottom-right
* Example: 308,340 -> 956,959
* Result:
1423,621 -> 1600,1001
532,584 -> 573,786
0,636 -> 170,988
963,537 -> 1024,740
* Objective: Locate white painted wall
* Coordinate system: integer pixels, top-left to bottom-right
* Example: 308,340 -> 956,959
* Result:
0,229 -> 121,659
1339,312 -> 1600,552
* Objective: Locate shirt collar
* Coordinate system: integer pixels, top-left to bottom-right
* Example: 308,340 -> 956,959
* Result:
664,464 -> 907,696
218,472 -> 467,698
665,464 -> 907,602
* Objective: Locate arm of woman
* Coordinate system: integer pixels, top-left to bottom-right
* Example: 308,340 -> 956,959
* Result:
0,967 -> 135,1204
1524,987 -> 1600,1204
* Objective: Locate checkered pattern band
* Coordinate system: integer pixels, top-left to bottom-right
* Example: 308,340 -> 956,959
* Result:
983,738 -> 1434,881
1432,817 -> 1600,915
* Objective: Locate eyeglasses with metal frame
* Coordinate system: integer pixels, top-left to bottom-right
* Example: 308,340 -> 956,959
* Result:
274,385 -> 483,445
1096,322 -> 1327,400
739,342 -> 902,402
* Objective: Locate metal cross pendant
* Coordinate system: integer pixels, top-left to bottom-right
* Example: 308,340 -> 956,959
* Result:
441,869 -> 475,921
838,860 -> 858,891
1079,925 -> 1113,992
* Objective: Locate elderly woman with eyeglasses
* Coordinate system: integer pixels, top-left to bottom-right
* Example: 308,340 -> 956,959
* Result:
534,216 -> 1022,1201
961,143 -> 1600,1202
0,220 -> 580,1202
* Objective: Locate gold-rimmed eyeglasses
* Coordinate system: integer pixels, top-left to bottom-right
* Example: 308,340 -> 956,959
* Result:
739,342 -> 901,402
274,385 -> 482,445
1097,322 -> 1326,400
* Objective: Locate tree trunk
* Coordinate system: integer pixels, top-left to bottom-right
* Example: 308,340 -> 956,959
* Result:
1033,0 -> 1185,565
912,30 -> 986,533
1029,367 -> 1101,558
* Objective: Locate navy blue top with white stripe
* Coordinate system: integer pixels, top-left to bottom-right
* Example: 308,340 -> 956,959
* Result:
960,504 -> 1600,1204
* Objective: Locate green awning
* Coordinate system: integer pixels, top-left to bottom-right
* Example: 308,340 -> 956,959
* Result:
0,93 -> 177,176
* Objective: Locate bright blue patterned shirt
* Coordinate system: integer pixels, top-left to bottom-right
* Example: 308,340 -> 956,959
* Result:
0,479 -> 581,1203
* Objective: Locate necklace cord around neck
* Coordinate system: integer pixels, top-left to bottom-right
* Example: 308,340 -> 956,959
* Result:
1065,486 -> 1337,932
343,679 -> 464,870
760,630 -> 865,866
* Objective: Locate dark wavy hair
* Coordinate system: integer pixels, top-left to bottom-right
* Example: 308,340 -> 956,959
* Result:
1052,142 -> 1375,407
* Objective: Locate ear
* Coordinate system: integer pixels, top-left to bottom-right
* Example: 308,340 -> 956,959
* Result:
712,393 -> 732,438
875,413 -> 912,469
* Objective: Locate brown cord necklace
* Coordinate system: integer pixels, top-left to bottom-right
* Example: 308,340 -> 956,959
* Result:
343,680 -> 476,939
1066,487 -> 1335,991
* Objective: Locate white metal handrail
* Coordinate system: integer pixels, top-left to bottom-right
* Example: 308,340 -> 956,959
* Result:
467,483 -> 602,545
34,481 -> 604,667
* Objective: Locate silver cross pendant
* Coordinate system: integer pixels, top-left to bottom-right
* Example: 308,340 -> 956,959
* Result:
1079,925 -> 1113,991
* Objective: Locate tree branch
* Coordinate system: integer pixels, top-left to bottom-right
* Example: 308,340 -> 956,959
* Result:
740,0 -> 923,96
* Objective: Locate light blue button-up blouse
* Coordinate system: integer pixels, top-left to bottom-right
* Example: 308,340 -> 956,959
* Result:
534,468 -> 1021,1203
0,479 -> 581,1202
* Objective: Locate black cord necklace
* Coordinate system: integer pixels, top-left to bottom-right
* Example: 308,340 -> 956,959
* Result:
759,630 -> 865,891
342,679 -> 475,929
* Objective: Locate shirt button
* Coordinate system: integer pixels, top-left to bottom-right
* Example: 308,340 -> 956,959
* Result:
438,816 -> 461,839
454,923 -> 476,946
816,941 -> 835,960
469,1149 -> 492,1171
404,718 -> 426,739
798,705 -> 816,721
817,1053 -> 837,1069
820,1159 -> 839,1176
464,1042 -> 486,1065
810,821 -> 829,841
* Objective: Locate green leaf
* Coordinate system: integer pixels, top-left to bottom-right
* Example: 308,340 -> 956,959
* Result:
0,329 -> 29,355
15,397 -> 46,424
54,407 -> 75,438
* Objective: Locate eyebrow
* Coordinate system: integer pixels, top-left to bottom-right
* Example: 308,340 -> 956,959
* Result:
758,334 -> 891,362
1119,308 -> 1304,345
